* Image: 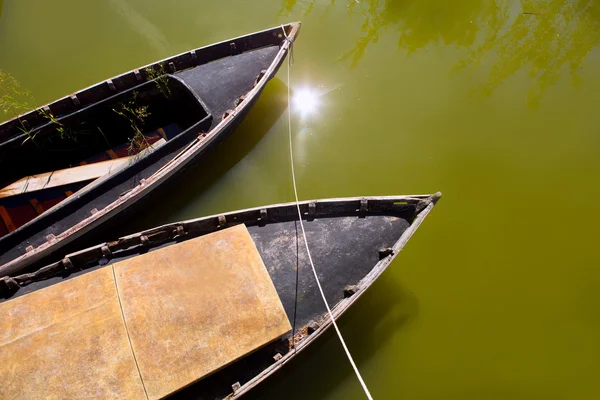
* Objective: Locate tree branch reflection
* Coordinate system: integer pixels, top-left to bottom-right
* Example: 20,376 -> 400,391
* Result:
283,0 -> 600,105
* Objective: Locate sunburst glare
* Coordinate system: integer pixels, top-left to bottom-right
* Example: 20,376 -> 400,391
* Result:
293,87 -> 319,118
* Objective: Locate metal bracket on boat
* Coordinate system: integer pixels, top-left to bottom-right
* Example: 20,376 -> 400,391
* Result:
259,208 -> 268,225
42,106 -> 52,115
106,79 -> 117,92
378,247 -> 394,260
0,277 -> 20,297
105,79 -> 117,92
90,208 -> 99,215
217,215 -> 227,228
173,225 -> 186,238
229,42 -> 237,55
344,285 -> 359,298
70,94 -> 80,106
231,382 -> 241,394
119,187 -> 134,197
134,69 -> 143,81
222,110 -> 234,121
254,69 -> 267,86
360,198 -> 369,213
25,245 -> 35,253
168,62 -> 176,73
273,353 -> 283,361
307,201 -> 316,221
235,95 -> 246,107
140,235 -> 150,247
62,257 -> 74,270
190,50 -> 198,64
46,234 -> 56,243
307,320 -> 320,334
101,245 -> 113,259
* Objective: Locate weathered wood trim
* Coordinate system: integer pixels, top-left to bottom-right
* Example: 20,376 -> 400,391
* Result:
0,206 -> 16,232
3,194 -> 439,287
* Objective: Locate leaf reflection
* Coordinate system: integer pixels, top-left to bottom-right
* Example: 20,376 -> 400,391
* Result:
284,0 -> 600,105
0,70 -> 35,122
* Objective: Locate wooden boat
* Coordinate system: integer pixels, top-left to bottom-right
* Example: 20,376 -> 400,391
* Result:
0,22 -> 301,277
0,193 -> 440,399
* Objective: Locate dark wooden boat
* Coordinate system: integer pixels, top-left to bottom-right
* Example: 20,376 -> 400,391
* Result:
0,22 -> 300,278
0,193 -> 440,399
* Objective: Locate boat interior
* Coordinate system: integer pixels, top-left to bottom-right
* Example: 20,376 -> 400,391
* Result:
0,77 -> 211,237
0,26 -> 290,245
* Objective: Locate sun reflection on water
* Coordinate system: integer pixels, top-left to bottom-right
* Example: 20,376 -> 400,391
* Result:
293,87 -> 320,118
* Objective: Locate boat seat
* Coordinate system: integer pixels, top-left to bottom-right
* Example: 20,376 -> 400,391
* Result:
0,139 -> 166,201
0,138 -> 166,235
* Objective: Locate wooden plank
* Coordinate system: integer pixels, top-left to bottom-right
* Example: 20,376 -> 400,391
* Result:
29,198 -> 45,215
0,205 -> 16,232
114,224 -> 291,399
0,267 -> 147,399
106,149 -> 119,159
0,138 -> 166,199
0,224 -> 290,399
0,158 -> 130,199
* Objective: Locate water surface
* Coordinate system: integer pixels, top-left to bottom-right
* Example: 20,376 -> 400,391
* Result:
1,0 -> 600,398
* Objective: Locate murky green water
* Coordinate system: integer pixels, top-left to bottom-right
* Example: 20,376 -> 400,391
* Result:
2,0 -> 600,398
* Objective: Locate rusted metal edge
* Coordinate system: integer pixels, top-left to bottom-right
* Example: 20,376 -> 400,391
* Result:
0,23 -> 302,278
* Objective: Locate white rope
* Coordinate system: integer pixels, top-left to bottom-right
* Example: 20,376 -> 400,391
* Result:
282,27 -> 374,400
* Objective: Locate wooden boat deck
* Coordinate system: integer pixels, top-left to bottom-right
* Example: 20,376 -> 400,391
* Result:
0,225 -> 290,399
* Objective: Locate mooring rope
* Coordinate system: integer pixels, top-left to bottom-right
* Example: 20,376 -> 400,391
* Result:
282,27 -> 374,400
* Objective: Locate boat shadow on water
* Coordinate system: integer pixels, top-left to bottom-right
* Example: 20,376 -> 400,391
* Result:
244,274 -> 420,400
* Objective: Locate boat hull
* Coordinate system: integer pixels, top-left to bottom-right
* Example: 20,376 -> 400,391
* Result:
0,194 -> 441,399
0,23 -> 301,277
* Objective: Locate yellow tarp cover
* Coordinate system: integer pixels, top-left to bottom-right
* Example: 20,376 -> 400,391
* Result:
0,224 -> 291,399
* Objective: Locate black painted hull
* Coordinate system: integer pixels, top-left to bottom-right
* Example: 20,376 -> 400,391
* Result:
0,194 -> 440,399
0,23 -> 300,277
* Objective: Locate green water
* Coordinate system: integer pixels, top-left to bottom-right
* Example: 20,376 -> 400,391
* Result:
2,0 -> 600,398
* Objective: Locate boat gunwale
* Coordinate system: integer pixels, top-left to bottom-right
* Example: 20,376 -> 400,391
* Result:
0,193 -> 440,294
0,22 -> 301,277
0,75 -> 209,150
0,23 -> 298,141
